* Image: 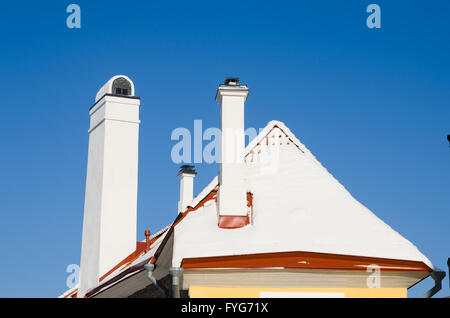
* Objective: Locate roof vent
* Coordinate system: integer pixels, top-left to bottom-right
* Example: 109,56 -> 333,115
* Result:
145,230 -> 151,252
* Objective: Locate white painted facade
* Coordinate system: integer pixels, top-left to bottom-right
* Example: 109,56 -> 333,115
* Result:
215,82 -> 249,217
78,76 -> 141,297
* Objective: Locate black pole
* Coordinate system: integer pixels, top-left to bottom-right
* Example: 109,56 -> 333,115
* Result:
447,258 -> 450,289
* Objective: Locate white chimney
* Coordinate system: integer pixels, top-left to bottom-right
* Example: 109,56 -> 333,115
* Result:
215,78 -> 249,220
78,75 -> 140,297
177,165 -> 196,213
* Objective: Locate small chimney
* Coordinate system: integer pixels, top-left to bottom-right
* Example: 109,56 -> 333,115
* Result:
78,75 -> 140,297
215,78 -> 249,219
178,165 -> 197,213
145,230 -> 151,252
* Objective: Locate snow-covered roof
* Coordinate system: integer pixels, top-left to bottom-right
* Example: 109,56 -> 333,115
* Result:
60,225 -> 171,298
172,120 -> 433,269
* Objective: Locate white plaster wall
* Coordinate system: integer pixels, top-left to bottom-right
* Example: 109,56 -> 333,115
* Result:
79,94 -> 140,297
79,124 -> 105,295
218,92 -> 248,216
178,174 -> 195,212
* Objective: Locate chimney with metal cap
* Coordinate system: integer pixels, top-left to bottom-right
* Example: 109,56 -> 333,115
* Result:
78,75 -> 140,297
178,165 -> 197,213
215,78 -> 249,224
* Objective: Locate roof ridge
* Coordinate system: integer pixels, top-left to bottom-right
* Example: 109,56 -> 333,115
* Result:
246,120 -> 316,162
183,120 -> 337,212
251,120 -> 348,192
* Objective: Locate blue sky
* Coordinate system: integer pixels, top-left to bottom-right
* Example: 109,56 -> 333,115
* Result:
0,1 -> 448,297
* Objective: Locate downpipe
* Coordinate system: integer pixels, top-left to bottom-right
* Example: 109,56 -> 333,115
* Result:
169,267 -> 184,298
421,268 -> 446,298
144,263 -> 169,298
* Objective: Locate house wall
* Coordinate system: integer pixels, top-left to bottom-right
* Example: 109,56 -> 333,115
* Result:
188,286 -> 407,298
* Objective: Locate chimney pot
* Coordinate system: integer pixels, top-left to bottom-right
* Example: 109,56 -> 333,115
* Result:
178,165 -> 197,176
225,77 -> 240,86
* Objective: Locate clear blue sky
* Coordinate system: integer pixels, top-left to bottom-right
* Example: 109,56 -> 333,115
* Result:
0,1 -> 448,298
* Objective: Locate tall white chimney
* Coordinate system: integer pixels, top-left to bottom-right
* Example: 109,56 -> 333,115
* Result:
177,165 -> 196,213
78,75 -> 140,297
215,78 -> 249,223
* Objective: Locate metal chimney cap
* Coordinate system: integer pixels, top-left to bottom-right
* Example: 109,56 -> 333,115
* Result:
179,165 -> 197,176
225,78 -> 240,86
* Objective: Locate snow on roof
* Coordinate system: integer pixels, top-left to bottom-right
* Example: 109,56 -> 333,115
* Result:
60,225 -> 171,298
172,120 -> 433,269
190,176 -> 218,209
59,286 -> 78,299
88,226 -> 171,295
